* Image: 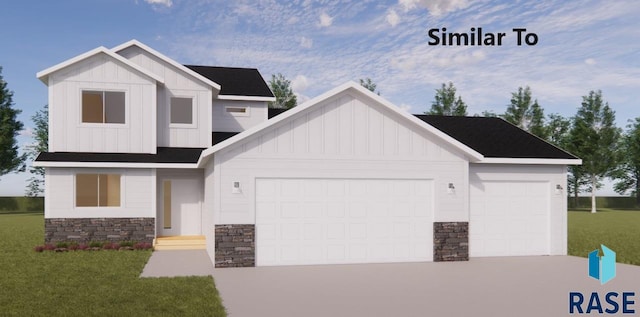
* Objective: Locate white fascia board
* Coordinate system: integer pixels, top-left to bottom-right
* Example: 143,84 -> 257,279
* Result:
111,39 -> 221,91
198,81 -> 484,166
36,46 -> 164,85
217,95 -> 276,102
33,161 -> 199,169
478,158 -> 582,165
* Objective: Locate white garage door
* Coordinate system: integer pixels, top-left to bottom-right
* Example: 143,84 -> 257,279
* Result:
470,181 -> 550,257
255,178 -> 433,266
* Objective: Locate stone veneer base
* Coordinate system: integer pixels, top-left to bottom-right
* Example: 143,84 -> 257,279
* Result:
433,222 -> 469,262
44,218 -> 155,244
215,224 -> 255,268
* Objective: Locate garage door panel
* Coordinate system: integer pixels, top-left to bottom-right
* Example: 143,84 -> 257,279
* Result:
349,244 -> 367,260
349,203 -> 367,218
256,202 -> 276,220
302,245 -> 323,261
327,223 -> 345,239
393,222 -> 411,238
280,203 -> 300,218
349,223 -> 367,239
280,179 -> 300,197
327,203 -> 344,217
303,223 -> 323,240
470,181 -> 550,257
258,223 -> 277,240
327,245 -> 345,261
256,178 -> 433,266
414,222 -> 431,238
303,203 -> 323,218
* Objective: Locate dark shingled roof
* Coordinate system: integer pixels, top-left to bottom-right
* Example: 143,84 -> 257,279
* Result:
212,132 -> 240,146
35,147 -> 204,163
185,65 -> 274,98
268,108 -> 289,119
415,115 -> 578,159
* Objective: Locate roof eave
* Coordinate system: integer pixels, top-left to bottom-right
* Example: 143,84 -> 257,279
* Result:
33,161 -> 199,169
476,158 -> 582,165
217,95 -> 276,102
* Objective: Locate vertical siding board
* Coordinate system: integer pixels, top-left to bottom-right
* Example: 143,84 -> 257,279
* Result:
337,96 -> 353,155
382,113 -> 398,156
368,104 -> 382,156
308,108 -> 323,154
323,100 -> 338,155
398,124 -> 411,156
353,98 -> 367,156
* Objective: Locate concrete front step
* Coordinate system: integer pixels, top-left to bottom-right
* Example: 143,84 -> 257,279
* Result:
154,235 -> 206,250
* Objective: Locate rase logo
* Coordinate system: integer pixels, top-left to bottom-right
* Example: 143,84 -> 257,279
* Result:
569,245 -> 636,315
589,244 -> 616,285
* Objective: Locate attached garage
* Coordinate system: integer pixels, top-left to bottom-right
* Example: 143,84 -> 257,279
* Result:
201,82 -> 581,268
469,180 -> 550,257
255,178 -> 433,266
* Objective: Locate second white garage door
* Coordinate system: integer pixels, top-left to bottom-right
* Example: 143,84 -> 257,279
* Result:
469,180 -> 550,257
255,178 -> 434,266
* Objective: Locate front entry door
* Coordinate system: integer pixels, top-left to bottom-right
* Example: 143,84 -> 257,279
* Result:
160,179 -> 202,236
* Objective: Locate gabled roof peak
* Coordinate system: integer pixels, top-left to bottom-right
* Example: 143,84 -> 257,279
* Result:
111,39 -> 221,91
36,46 -> 164,85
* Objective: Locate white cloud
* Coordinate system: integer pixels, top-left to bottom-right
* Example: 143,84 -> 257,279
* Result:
585,58 -> 596,65
19,127 -> 34,138
296,93 -> 311,104
291,75 -> 310,93
287,16 -> 300,24
319,12 -> 333,27
399,0 -> 470,16
386,10 -> 400,27
398,103 -> 413,113
300,36 -> 313,49
145,0 -> 172,7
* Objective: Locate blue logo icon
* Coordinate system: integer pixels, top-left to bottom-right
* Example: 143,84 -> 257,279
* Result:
588,245 -> 616,285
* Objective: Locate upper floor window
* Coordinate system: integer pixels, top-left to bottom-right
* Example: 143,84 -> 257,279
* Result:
76,174 -> 121,207
82,91 -> 125,124
170,97 -> 193,125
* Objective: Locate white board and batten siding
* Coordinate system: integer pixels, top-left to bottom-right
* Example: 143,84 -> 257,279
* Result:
212,92 -> 470,226
48,53 -> 156,153
212,100 -> 268,132
117,46 -> 213,148
44,168 -> 156,219
469,164 -> 568,256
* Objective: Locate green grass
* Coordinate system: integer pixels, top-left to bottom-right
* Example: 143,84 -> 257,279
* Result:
568,210 -> 640,265
0,213 -> 226,317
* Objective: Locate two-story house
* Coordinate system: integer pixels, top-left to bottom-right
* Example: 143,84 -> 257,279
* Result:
35,40 -> 580,268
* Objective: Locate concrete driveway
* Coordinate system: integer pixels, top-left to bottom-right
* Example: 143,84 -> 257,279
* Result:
212,256 -> 640,317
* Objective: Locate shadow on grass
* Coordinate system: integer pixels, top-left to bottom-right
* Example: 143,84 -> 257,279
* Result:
0,211 -> 44,215
569,208 -> 640,213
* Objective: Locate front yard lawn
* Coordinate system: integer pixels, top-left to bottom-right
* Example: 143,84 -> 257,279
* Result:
2,209 -> 638,315
0,213 -> 226,317
568,210 -> 640,265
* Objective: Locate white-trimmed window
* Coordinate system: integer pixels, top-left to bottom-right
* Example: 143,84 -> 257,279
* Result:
170,97 -> 194,125
82,91 -> 125,124
76,174 -> 121,207
225,106 -> 249,117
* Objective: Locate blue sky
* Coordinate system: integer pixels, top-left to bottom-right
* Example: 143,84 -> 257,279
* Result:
0,0 -> 639,196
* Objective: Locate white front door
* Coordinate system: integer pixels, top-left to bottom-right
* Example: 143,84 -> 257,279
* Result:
160,179 -> 202,236
469,180 -> 550,257
255,178 -> 434,266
